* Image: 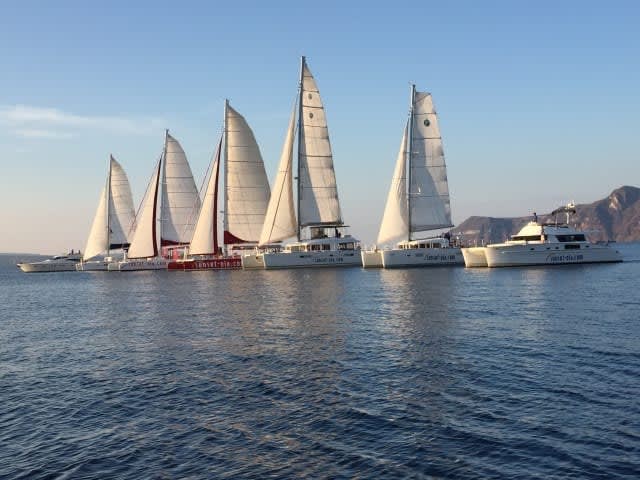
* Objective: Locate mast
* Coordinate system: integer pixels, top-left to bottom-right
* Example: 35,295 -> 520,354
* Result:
296,56 -> 305,240
407,84 -> 416,242
106,155 -> 113,257
158,130 -> 169,256
223,99 -> 229,255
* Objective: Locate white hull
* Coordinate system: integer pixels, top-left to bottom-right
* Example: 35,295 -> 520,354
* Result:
107,258 -> 169,271
246,250 -> 362,269
18,261 -> 78,273
241,254 -> 266,270
381,247 -> 463,268
484,243 -> 623,267
76,261 -> 109,271
361,250 -> 384,268
461,247 -> 488,267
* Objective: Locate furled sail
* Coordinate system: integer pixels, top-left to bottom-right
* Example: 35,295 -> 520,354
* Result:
298,58 -> 342,227
377,123 -> 409,245
223,102 -> 271,244
127,157 -> 162,259
189,139 -> 222,256
161,133 -> 201,246
259,103 -> 297,245
83,156 -> 136,260
409,90 -> 452,233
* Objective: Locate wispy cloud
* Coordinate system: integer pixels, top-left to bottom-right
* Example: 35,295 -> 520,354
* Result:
0,105 -> 165,138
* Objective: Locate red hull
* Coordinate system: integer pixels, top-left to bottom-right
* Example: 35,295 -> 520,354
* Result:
167,257 -> 241,271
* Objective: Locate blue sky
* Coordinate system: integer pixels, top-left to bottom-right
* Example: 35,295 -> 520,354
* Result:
1,1 -> 638,253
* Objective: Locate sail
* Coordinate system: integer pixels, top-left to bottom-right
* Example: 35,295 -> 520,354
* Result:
189,139 -> 221,256
161,133 -> 201,245
127,158 -> 161,259
82,156 -> 136,260
409,91 -> 452,232
259,103 -> 297,245
223,103 -> 271,244
108,156 -> 136,249
377,122 -> 409,245
298,58 -> 342,227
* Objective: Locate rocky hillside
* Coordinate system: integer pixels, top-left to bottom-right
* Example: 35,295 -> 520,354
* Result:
451,186 -> 640,245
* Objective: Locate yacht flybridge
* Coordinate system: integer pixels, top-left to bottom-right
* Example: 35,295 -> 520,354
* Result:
461,204 -> 623,267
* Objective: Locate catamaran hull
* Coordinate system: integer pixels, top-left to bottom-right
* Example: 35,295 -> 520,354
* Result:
461,247 -> 489,268
484,244 -> 623,267
381,248 -> 463,268
168,257 -> 241,271
247,250 -> 362,269
17,262 -> 78,273
108,258 -> 169,271
76,261 -> 109,271
361,250 -> 384,268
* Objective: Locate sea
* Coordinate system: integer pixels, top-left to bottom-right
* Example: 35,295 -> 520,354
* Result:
1,244 -> 639,479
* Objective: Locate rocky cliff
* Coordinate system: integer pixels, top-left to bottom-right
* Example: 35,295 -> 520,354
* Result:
451,186 -> 640,245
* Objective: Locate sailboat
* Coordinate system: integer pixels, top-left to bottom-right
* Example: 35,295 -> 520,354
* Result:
77,155 -> 136,271
241,56 -> 361,269
361,85 -> 463,268
168,101 -> 271,270
109,131 -> 201,271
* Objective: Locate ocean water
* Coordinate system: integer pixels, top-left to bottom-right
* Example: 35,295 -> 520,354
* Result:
1,245 -> 639,479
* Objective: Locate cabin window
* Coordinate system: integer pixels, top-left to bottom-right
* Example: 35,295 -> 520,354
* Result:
432,243 -> 441,248
338,242 -> 355,250
322,244 -> 330,251
557,234 -> 586,242
512,235 -> 542,241
311,244 -> 321,251
564,244 -> 580,250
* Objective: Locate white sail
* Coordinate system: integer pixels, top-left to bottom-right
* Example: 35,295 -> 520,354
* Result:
127,158 -> 161,259
108,156 -> 136,248
409,91 -> 452,232
161,133 -> 201,245
259,103 -> 297,245
298,58 -> 342,227
224,103 -> 271,243
83,156 -> 136,260
189,140 -> 221,256
377,123 -> 409,245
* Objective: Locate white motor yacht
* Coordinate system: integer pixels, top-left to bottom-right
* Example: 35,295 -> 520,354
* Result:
462,204 -> 623,267
18,251 -> 82,273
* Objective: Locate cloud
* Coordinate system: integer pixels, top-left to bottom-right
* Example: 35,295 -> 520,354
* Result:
0,105 -> 165,138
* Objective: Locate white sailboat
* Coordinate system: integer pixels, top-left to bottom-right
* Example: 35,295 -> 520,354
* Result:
169,101 -> 271,270
242,56 -> 361,269
109,131 -> 200,271
77,155 -> 136,271
362,85 -> 463,268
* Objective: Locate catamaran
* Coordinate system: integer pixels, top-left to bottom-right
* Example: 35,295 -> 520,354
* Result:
77,155 -> 136,271
361,85 -> 463,268
242,56 -> 361,269
461,203 -> 623,267
168,101 -> 271,270
109,131 -> 200,271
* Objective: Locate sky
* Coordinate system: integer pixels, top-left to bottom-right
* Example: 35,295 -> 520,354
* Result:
1,1 -> 638,253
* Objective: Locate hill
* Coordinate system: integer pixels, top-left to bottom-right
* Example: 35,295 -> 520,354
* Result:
451,186 -> 640,245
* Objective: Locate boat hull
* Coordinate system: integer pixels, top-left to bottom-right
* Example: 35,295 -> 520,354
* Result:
168,257 -> 241,271
108,258 -> 169,271
250,250 -> 362,269
484,243 -> 623,267
461,247 -> 488,268
381,247 -> 463,268
76,261 -> 109,271
361,250 -> 384,268
18,262 -> 78,273
241,254 -> 266,270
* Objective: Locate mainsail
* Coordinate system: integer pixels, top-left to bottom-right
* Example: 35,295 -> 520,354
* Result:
298,57 -> 342,228
223,102 -> 271,244
259,103 -> 297,245
189,139 -> 222,256
161,133 -> 201,246
83,156 -> 136,260
376,124 -> 409,245
408,89 -> 452,234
